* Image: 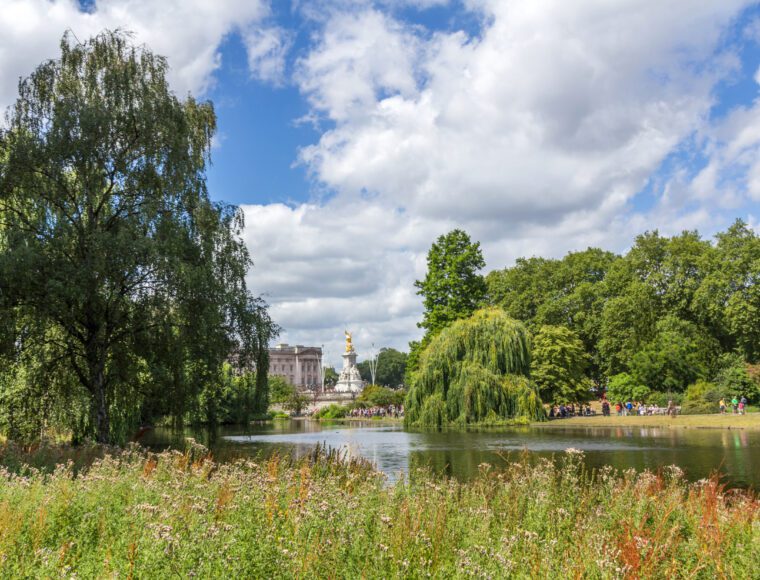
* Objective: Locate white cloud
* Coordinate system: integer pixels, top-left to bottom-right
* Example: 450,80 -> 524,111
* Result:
240,200 -> 448,362
3,1 -> 759,356
692,99 -> 760,202
0,0 -> 283,112
296,0 -> 747,226
257,0 -> 760,353
242,25 -> 292,85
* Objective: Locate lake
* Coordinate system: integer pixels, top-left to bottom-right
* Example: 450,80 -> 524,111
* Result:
143,419 -> 760,488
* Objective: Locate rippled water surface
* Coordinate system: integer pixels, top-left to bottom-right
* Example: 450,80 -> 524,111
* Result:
143,420 -> 760,488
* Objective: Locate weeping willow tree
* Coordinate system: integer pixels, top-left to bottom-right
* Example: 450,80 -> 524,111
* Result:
405,309 -> 544,427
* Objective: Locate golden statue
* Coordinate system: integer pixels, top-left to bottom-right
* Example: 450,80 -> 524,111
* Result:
344,330 -> 353,352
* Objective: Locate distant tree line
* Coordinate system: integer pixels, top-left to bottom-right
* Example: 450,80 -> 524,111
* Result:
407,224 -> 760,424
0,32 -> 276,444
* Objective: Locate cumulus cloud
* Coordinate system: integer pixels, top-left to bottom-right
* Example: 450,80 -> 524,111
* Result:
0,0 -> 283,111
254,0 -> 760,354
3,1 -> 759,356
240,200 -> 449,360
296,0 -> 748,224
242,25 -> 292,85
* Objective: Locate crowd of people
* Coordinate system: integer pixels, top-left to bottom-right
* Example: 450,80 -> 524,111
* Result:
600,400 -> 678,417
548,404 -> 595,418
719,396 -> 748,414
347,404 -> 404,419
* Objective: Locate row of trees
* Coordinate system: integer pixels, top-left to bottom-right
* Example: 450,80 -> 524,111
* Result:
407,223 -> 760,423
0,32 -> 276,444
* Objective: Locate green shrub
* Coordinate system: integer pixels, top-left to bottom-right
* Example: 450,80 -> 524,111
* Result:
714,353 -> 760,402
313,404 -> 348,420
606,373 -> 650,403
679,380 -> 744,415
648,391 -> 683,408
355,385 -> 405,408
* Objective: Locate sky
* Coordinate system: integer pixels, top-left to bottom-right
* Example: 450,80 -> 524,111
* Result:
1,0 -> 760,366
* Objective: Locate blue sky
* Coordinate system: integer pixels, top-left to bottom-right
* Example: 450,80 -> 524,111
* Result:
2,0 -> 759,361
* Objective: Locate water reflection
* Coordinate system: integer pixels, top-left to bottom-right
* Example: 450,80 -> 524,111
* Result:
142,421 -> 760,489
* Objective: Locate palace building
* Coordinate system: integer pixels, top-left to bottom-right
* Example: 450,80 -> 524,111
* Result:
268,344 -> 323,390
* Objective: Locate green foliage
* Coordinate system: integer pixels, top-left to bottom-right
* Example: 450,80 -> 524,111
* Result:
414,229 -> 486,334
629,316 -> 715,393
323,366 -> 339,386
694,221 -> 760,362
598,283 -> 658,377
646,391 -> 682,408
268,376 -> 313,417
283,390 -> 311,417
678,381 -> 727,414
0,31 -> 275,443
530,325 -> 593,403
357,348 -> 408,386
355,385 -> 405,408
405,309 -> 543,427
714,353 -> 760,402
213,364 -> 267,425
313,404 -> 349,420
0,446 -> 757,577
268,375 -> 296,405
605,373 -> 651,403
487,248 -> 617,381
484,224 -> 759,404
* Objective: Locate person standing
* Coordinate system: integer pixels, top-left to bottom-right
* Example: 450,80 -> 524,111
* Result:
731,396 -> 739,414
719,398 -> 726,414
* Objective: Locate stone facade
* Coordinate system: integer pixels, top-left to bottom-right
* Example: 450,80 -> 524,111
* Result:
269,344 -> 322,390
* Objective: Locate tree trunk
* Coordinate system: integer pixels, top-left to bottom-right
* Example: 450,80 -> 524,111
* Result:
93,366 -> 110,444
86,339 -> 110,444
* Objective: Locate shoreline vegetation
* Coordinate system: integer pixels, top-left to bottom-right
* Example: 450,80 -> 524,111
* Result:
0,442 -> 757,578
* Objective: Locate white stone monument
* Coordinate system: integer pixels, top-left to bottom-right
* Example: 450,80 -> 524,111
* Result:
334,330 -> 365,393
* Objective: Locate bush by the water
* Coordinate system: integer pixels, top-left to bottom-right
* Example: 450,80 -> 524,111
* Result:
313,404 -> 348,419
405,309 -> 544,428
355,385 -> 405,408
0,443 -> 757,578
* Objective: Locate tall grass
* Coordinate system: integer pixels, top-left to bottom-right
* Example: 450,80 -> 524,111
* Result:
0,442 -> 757,578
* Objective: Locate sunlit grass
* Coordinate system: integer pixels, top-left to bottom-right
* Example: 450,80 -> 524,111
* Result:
0,442 -> 757,578
538,412 -> 760,430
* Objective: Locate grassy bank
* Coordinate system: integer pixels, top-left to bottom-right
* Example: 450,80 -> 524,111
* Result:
0,443 -> 758,577
311,416 -> 403,424
536,412 -> 760,430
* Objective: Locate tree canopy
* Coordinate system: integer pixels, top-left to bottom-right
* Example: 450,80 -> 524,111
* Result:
484,221 -> 760,404
405,308 -> 543,427
0,31 -> 276,443
408,229 -> 487,380
414,229 -> 486,334
530,325 -> 593,404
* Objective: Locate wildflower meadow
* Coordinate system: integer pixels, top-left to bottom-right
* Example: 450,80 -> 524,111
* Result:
0,442 -> 757,578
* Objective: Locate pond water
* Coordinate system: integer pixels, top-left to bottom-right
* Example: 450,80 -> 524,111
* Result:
143,420 -> 760,489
